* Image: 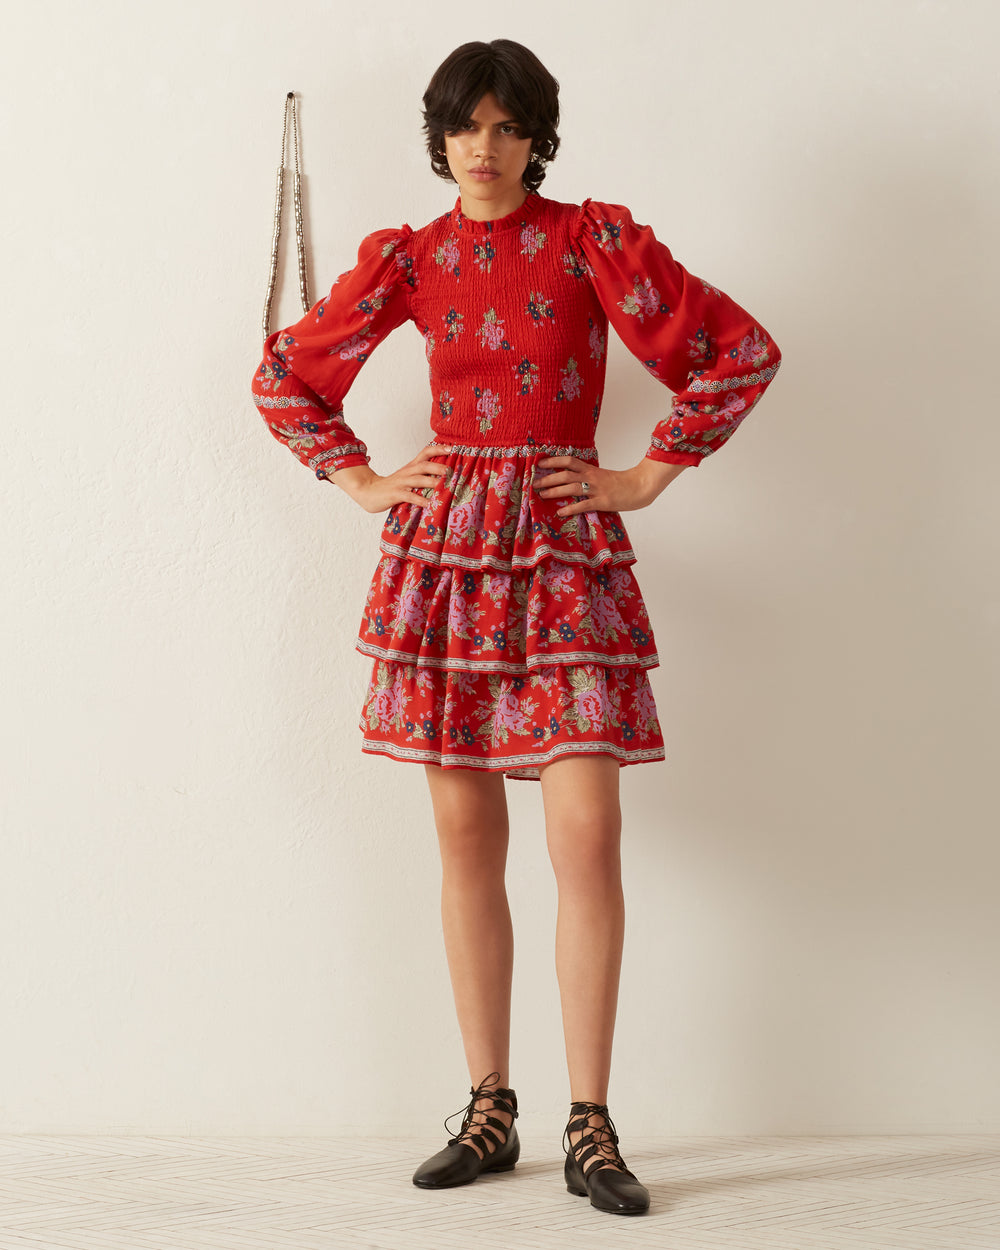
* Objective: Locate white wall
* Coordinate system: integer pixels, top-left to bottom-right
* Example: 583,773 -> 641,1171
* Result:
2,0 -> 997,1136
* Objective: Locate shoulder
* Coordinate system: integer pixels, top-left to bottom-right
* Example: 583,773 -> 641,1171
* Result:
354,222 -> 414,262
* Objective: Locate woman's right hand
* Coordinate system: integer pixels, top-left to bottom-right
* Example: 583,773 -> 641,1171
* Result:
332,443 -> 455,514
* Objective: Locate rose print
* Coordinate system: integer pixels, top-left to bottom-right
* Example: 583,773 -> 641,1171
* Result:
330,332 -> 372,362
588,592 -> 628,641
473,386 -> 502,433
493,459 -> 516,500
733,326 -> 771,367
520,223 -> 546,261
588,317 -> 606,362
478,308 -> 511,350
434,235 -> 461,279
576,686 -> 608,730
448,592 -> 483,639
447,485 -> 488,538
556,357 -> 582,401
618,276 -> 662,322
395,580 -> 427,635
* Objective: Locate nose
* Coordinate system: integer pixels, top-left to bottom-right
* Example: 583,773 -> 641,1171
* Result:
474,128 -> 496,161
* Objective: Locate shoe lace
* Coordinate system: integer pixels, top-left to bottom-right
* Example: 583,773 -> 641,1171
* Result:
562,1100 -> 632,1175
443,1070 -> 519,1154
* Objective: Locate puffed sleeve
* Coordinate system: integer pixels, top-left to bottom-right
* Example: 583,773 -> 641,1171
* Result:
575,200 -> 781,467
251,224 -> 414,480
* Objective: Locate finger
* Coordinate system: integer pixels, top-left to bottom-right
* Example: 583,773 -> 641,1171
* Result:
416,442 -> 454,462
540,481 -> 585,499
533,470 -> 574,490
537,473 -> 600,496
555,499 -> 599,516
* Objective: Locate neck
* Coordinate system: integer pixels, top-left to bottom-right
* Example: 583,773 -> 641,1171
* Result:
459,187 -> 529,222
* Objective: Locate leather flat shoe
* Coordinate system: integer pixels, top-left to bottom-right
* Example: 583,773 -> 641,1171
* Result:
563,1100 -> 650,1215
412,1071 -> 520,1189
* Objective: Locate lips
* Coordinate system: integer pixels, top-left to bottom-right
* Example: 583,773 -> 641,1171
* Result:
469,166 -> 500,180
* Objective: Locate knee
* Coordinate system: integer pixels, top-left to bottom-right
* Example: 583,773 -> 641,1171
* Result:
547,821 -> 622,891
438,821 -> 509,879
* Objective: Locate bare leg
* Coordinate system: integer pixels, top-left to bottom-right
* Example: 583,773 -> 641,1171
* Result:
539,753 -> 627,1169
423,762 -> 515,1157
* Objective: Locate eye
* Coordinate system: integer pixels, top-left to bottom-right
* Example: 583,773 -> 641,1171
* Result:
499,124 -> 519,136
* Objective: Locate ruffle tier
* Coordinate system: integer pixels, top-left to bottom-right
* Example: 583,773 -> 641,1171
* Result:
377,442 -> 638,571
357,554 -> 658,673
359,661 -> 664,781
356,443 -> 665,779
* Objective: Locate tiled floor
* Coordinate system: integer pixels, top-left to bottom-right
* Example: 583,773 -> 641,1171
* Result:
0,1133 -> 997,1249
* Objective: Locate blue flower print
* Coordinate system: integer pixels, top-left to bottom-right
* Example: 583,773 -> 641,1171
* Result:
442,308 -> 464,343
473,241 -> 495,273
525,291 -> 555,325
513,358 -> 539,396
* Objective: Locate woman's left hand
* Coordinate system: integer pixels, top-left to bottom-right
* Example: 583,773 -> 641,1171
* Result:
533,455 -> 676,516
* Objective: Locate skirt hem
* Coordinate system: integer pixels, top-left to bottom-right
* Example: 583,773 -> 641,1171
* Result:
359,734 -> 666,781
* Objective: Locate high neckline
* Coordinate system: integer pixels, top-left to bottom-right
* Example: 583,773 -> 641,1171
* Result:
450,192 -> 543,235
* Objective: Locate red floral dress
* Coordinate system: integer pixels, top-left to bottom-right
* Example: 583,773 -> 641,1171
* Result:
252,193 -> 781,780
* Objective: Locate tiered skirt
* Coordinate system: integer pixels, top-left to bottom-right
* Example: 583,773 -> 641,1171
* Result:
357,443 -> 665,780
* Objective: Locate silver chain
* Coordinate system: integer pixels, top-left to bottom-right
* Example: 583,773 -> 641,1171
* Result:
262,91 -> 310,340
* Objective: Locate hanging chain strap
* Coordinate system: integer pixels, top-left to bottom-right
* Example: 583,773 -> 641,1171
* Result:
262,92 -> 310,341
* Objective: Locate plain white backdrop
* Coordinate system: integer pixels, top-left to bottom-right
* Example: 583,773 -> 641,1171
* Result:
2,0 -> 997,1137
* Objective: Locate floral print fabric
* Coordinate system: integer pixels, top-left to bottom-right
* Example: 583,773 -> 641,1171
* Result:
356,442 -> 665,778
252,195 -> 782,778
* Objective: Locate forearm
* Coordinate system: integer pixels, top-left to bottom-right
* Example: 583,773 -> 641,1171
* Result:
328,462 -> 379,500
632,456 -> 689,502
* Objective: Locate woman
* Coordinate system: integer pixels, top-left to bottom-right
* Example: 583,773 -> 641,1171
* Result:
252,39 -> 780,1217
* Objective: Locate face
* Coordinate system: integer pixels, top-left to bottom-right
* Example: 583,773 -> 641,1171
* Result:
443,91 -> 533,221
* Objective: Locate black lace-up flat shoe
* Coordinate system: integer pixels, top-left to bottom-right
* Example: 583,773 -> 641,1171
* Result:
563,1100 -> 650,1215
412,1071 -> 520,1189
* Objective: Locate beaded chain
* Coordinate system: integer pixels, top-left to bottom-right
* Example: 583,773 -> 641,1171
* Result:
262,91 -> 310,341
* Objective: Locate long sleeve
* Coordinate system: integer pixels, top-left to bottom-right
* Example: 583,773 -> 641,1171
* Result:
251,224 -> 414,479
575,200 -> 781,467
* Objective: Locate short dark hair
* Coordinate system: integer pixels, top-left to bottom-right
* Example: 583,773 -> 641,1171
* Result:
422,40 -> 560,194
